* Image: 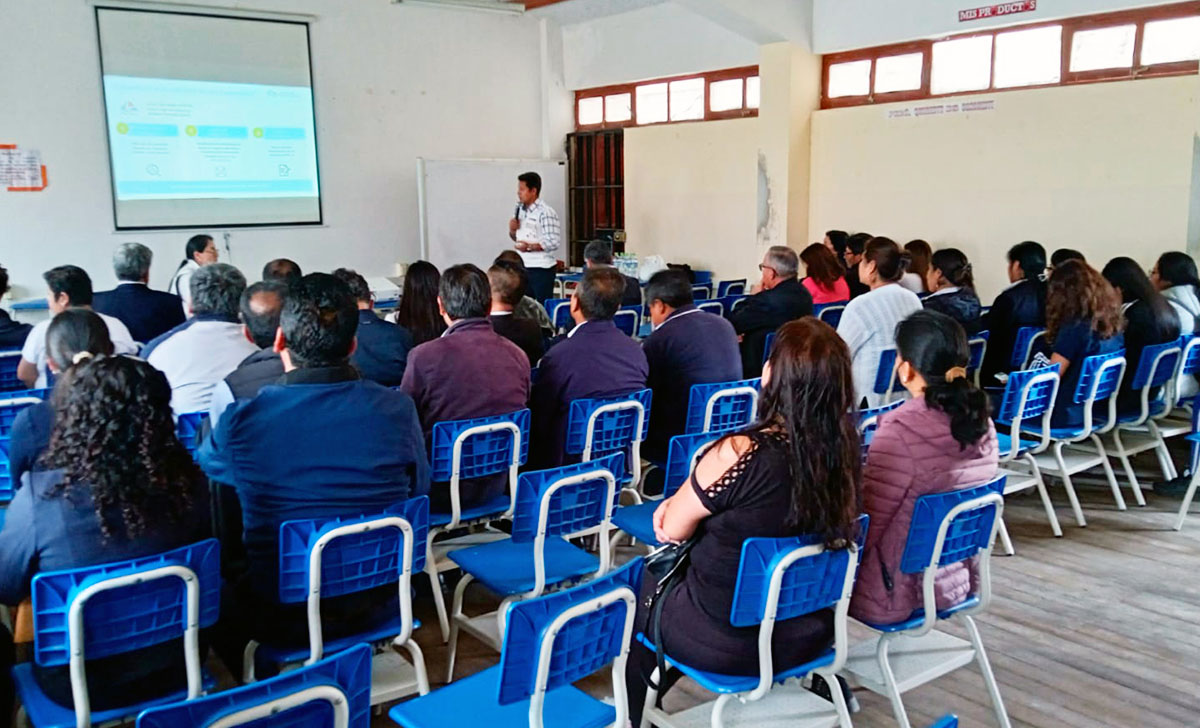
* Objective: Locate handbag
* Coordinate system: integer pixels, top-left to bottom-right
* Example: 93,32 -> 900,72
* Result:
643,538 -> 697,691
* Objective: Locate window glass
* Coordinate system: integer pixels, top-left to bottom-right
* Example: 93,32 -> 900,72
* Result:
828,60 -> 871,98
669,78 -> 705,121
931,35 -> 993,94
635,83 -> 668,124
994,25 -> 1062,88
709,78 -> 743,112
746,76 -> 761,108
1069,25 -> 1136,72
1141,16 -> 1200,65
604,93 -> 631,123
875,52 -> 924,93
577,96 -> 603,125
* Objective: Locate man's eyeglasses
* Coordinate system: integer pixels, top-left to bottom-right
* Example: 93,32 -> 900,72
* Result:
758,264 -> 776,273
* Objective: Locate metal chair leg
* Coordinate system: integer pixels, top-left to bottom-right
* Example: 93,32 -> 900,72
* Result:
1111,429 -> 1146,506
1174,467 -> 1200,531
997,517 -> 1015,556
877,636 -> 912,728
1092,435 -> 1127,511
1055,443 -> 1087,527
425,542 -> 450,643
445,574 -> 473,684
963,615 -> 1012,728
1025,456 -> 1062,537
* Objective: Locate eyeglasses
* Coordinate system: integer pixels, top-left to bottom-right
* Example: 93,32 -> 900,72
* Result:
758,264 -> 776,273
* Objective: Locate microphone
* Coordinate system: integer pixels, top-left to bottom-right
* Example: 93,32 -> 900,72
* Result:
514,203 -> 521,221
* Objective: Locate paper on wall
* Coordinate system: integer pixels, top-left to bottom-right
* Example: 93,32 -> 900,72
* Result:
0,146 -> 47,191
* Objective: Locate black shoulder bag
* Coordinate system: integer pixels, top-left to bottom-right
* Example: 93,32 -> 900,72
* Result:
643,539 -> 697,691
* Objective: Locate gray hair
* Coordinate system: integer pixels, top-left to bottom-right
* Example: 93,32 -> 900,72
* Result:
190,262 -> 246,318
583,240 -> 614,265
764,245 -> 799,279
113,242 -> 152,282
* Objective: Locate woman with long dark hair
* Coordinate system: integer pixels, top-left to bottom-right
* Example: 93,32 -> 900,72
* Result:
0,355 -> 210,710
392,260 -> 447,345
901,239 -> 932,294
923,248 -> 983,335
837,237 -> 924,407
626,317 -> 862,724
851,310 -> 997,624
168,234 -> 218,314
1152,251 -> 1200,335
800,242 -> 851,304
1102,257 -> 1180,413
1045,260 -> 1125,428
979,240 -> 1048,387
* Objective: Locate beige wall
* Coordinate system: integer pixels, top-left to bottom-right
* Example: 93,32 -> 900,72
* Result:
809,76 -> 1200,302
624,118 -> 761,282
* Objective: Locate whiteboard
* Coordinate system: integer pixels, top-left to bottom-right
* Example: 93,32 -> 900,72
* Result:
418,158 -> 568,272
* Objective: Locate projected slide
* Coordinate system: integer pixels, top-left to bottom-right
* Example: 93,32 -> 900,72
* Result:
104,75 -> 319,201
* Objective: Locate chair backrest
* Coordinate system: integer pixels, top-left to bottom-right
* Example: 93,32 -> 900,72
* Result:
176,411 -> 208,460
684,378 -> 761,435
858,399 -> 904,435
1176,335 -> 1200,406
0,389 -> 49,500
0,350 -> 22,392
544,298 -> 572,331
136,643 -> 372,728
872,347 -> 900,398
967,332 -> 990,384
1072,352 -> 1126,435
1126,339 -> 1182,424
511,453 -> 622,543
995,366 -> 1060,459
717,279 -> 747,298
565,389 -> 651,459
695,300 -> 725,317
32,539 -> 221,724
613,308 -> 640,337
277,498 -> 428,663
662,431 -> 721,499
496,558 -> 641,727
724,295 -> 748,314
691,284 -> 712,300
817,304 -> 846,329
1010,326 -> 1045,369
430,409 -> 530,525
762,331 -> 777,366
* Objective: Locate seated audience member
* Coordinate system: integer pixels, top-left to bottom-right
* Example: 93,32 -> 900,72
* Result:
851,310 -> 998,625
145,263 -> 258,415
0,355 -> 211,710
641,270 -> 741,463
843,232 -> 872,299
1104,257 -> 1180,413
8,310 -> 114,488
624,318 -> 861,726
93,242 -> 186,344
837,237 -> 924,407
393,260 -> 447,345
207,280 -> 288,429
584,240 -> 641,306
488,263 -> 545,365
0,264 -> 31,350
922,248 -> 983,335
495,251 -> 554,337
824,229 -> 849,258
1051,248 -> 1086,270
901,239 -> 932,294
169,234 -> 218,314
800,243 -> 851,304
729,246 -> 813,377
198,273 -> 429,665
1152,252 -> 1200,401
18,265 -> 137,389
979,241 -> 1047,386
401,264 -> 529,511
334,267 -> 413,386
1044,260 -> 1125,428
531,267 -> 648,468
262,258 -> 302,285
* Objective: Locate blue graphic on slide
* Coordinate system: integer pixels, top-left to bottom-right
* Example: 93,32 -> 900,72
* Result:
104,75 -> 319,201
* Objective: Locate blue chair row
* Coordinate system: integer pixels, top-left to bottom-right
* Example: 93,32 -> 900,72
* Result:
967,330 -> 990,387
0,387 -> 50,502
815,301 -> 847,329
716,279 -> 746,298
0,349 -> 23,392
1010,326 -> 1046,370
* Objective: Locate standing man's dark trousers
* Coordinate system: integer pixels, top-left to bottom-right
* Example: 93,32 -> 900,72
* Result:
526,266 -> 556,304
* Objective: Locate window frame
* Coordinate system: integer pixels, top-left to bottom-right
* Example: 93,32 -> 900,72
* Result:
574,65 -> 759,131
821,2 -> 1200,109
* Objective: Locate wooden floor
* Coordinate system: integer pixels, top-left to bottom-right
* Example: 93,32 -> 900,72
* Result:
376,478 -> 1200,728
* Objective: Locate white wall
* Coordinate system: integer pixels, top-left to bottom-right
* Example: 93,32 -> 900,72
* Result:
808,76 -> 1200,302
0,0 -> 571,300
813,0 -> 1182,52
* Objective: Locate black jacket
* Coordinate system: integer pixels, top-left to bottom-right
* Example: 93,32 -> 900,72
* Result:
490,313 -> 545,366
980,279 -> 1046,386
0,310 -> 31,350
93,283 -> 185,345
1117,299 -> 1181,414
225,348 -> 286,401
729,278 -> 814,377
923,288 -> 984,336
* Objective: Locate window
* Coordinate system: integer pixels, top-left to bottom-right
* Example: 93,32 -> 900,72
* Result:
828,59 -> 871,98
1070,25 -> 1137,72
574,66 -> 759,130
994,25 -> 1062,88
1141,16 -> 1200,65
875,53 -> 923,93
931,35 -> 993,94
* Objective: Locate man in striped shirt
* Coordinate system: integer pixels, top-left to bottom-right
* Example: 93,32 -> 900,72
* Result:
509,171 -> 561,303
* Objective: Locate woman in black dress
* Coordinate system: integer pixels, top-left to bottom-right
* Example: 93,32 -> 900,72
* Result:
625,316 -> 862,724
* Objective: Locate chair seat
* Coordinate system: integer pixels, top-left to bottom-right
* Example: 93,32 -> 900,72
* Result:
997,420 -> 1093,441
995,432 -> 1039,456
389,665 -> 614,728
1118,401 -> 1169,424
634,634 -> 835,695
429,495 -> 511,527
856,595 -> 981,634
12,663 -> 215,728
449,538 -> 599,596
253,613 -> 420,666
611,502 -> 661,546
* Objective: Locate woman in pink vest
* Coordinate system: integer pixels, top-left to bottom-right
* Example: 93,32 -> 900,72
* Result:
851,309 -> 998,625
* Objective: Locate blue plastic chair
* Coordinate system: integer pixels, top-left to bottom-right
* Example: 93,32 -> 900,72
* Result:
843,478 -> 1010,728
0,349 -> 23,392
393,559 -> 642,728
967,330 -> 990,387
640,527 -> 865,728
993,365 -> 1061,555
424,409 -> 530,641
176,411 -> 208,462
817,303 -> 846,329
691,283 -> 713,300
445,454 -> 623,681
872,347 -> 901,405
0,388 -> 49,502
695,299 -> 725,317
1010,326 -> 1046,370
543,298 -> 572,332
716,279 -> 746,298
683,378 -> 761,436
564,389 -> 651,486
554,273 -> 583,299
137,643 -> 372,728
722,295 -> 748,316
14,539 -> 221,728
930,717 -> 959,728
858,399 -> 904,459
761,331 -> 776,366
243,498 -> 430,706
614,307 -> 640,338
1109,339 -> 1183,505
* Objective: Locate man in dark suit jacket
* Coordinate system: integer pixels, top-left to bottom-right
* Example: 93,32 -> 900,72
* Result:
531,266 -> 648,468
729,245 -> 813,377
641,270 -> 741,463
489,262 -> 545,365
0,264 -> 31,350
333,268 -> 413,386
401,264 -> 531,512
93,242 -> 185,344
584,240 -> 641,307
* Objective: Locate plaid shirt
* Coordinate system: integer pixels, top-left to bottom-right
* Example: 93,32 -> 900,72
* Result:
516,198 -> 561,268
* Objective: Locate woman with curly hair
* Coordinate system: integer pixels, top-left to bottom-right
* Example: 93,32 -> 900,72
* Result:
0,355 -> 210,710
1044,259 -> 1125,428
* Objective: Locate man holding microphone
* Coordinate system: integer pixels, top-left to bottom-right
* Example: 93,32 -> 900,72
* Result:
508,171 -> 561,304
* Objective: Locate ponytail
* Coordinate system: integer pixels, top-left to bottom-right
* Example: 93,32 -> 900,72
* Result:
931,248 -> 975,290
865,237 -> 911,283
925,372 -> 991,449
